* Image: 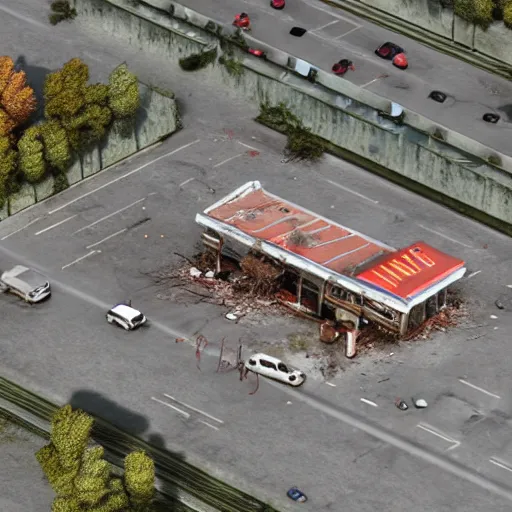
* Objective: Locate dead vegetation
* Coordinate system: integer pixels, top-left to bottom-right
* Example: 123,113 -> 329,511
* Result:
287,229 -> 317,248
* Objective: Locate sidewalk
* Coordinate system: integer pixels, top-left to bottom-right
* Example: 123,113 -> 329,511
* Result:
184,0 -> 512,155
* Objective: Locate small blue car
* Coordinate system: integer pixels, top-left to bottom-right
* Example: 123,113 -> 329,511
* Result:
287,487 -> 308,503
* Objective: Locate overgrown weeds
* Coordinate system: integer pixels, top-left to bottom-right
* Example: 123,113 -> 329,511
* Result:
179,47 -> 218,71
257,102 -> 325,161
49,0 -> 77,25
219,55 -> 244,77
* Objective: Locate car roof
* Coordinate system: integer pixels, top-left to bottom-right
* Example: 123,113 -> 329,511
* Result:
111,304 -> 142,320
1,265 -> 46,292
249,353 -> 285,366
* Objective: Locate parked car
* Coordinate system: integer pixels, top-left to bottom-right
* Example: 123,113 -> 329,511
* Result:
106,304 -> 147,330
287,487 -> 308,503
375,41 -> 404,60
244,353 -> 306,386
0,265 -> 51,303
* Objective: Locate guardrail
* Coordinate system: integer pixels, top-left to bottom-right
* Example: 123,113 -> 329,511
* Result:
0,376 -> 277,512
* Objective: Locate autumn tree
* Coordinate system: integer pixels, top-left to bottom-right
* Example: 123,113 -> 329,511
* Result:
108,64 -> 140,119
36,405 -> 156,512
0,56 -> 37,137
44,58 -> 113,149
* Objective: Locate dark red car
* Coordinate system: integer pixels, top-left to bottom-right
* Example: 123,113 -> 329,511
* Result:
375,42 -> 404,60
271,0 -> 285,9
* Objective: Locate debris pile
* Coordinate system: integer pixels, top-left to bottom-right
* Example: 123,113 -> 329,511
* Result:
234,254 -> 282,297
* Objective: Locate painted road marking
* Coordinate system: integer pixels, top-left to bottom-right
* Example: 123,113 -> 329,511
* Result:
86,229 -> 127,249
325,179 -> 379,204
1,217 -> 42,240
490,458 -> 512,473
73,198 -> 146,235
311,20 -> 339,32
0,4 -> 50,30
360,398 -> 378,407
213,154 -> 244,168
35,215 -> 77,236
61,250 -> 99,270
417,423 -> 460,451
179,178 -> 195,188
458,379 -> 501,399
237,140 -> 261,152
163,393 -> 224,424
466,270 -> 482,279
49,140 -> 200,214
335,26 -> 361,39
151,397 -> 190,418
326,382 -> 337,387
417,224 -> 473,249
199,420 -> 219,431
360,76 -> 388,89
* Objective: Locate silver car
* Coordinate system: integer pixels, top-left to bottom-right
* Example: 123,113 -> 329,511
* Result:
0,265 -> 51,303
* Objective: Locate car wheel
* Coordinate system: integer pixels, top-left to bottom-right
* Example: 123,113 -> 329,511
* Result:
296,374 -> 307,387
429,90 -> 447,103
483,113 -> 500,124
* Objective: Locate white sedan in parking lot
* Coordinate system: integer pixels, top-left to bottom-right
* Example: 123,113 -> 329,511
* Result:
0,265 -> 51,303
244,353 -> 306,387
106,304 -> 147,330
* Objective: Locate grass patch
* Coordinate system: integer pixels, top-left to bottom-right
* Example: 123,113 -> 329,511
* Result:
256,102 -> 325,161
179,47 -> 218,72
287,333 -> 311,352
49,0 -> 77,25
219,55 -> 244,77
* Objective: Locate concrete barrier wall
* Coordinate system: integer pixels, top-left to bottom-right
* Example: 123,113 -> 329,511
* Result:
0,83 -> 179,220
73,0 -> 512,233
347,0 -> 512,67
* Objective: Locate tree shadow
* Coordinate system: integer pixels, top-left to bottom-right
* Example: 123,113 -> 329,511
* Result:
15,55 -> 50,123
69,389 -> 184,507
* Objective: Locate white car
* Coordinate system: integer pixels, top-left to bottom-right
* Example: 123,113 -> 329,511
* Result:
244,353 -> 306,387
0,265 -> 51,303
106,304 -> 147,330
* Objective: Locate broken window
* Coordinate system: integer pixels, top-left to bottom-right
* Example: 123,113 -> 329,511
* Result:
259,359 -> 277,371
408,303 -> 425,331
426,296 -> 438,318
281,270 -> 299,299
437,288 -> 447,309
301,278 -> 319,314
321,303 -> 337,322
364,298 -> 398,322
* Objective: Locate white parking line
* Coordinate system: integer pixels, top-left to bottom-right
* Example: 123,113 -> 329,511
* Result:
199,420 -> 219,431
1,217 -> 42,240
163,393 -> 224,424
237,141 -> 261,152
335,26 -> 361,39
179,178 -> 194,188
466,270 -> 482,279
311,20 -> 339,32
417,224 -> 473,249
86,229 -> 127,249
73,198 -> 146,235
213,154 -> 244,168
151,397 -> 190,418
0,4 -> 50,30
48,139 -> 200,215
61,250 -> 98,270
34,215 -> 77,236
490,458 -> 512,473
326,382 -> 337,387
324,179 -> 379,204
360,398 -> 378,407
417,423 -> 460,451
458,379 -> 501,399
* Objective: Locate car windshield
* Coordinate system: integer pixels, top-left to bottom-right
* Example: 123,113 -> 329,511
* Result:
132,313 -> 144,323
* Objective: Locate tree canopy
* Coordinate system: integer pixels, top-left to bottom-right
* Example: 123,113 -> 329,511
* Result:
36,405 -> 156,512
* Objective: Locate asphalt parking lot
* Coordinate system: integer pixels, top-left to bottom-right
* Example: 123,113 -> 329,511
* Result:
1,120 -> 512,510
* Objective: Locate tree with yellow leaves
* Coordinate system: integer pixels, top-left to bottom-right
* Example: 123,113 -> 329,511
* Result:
36,405 -> 156,512
0,56 -> 36,136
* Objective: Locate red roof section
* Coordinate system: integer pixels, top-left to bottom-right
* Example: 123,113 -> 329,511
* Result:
207,186 -> 465,300
208,188 -> 391,275
356,242 -> 465,299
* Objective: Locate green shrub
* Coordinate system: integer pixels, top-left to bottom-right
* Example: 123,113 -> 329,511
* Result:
108,64 -> 139,119
257,102 -> 325,161
52,171 -> 69,194
504,0 -> 512,27
84,84 -> 109,106
40,120 -> 71,171
454,0 -> 494,28
219,55 -> 244,77
49,0 -> 77,26
18,126 -> 46,183
0,135 -> 17,207
179,47 -> 218,71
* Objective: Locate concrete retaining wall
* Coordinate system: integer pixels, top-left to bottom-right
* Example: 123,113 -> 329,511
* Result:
3,82 -> 179,218
353,0 -> 512,67
74,0 -> 512,234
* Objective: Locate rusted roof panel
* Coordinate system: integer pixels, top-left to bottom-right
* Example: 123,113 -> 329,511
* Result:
356,242 -> 465,299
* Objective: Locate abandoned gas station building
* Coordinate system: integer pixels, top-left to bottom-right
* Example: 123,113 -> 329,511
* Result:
196,181 -> 467,356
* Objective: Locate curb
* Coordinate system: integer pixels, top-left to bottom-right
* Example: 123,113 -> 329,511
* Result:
320,0 -> 512,79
